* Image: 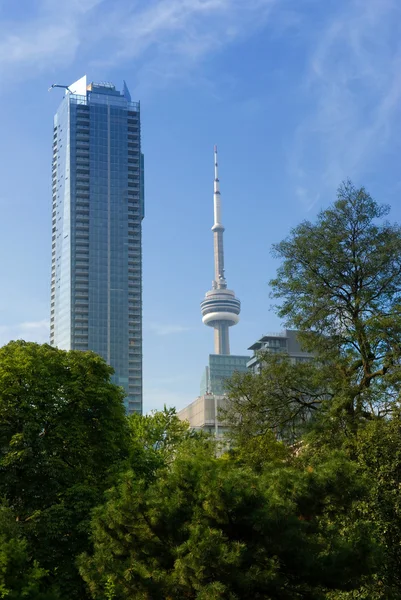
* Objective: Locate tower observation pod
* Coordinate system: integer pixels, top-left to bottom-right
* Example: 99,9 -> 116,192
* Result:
200,146 -> 241,355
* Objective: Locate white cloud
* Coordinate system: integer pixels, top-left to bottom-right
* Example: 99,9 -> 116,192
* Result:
290,0 -> 401,202
0,0 -> 101,84
0,25 -> 76,67
113,0 -> 275,61
0,319 -> 50,347
0,0 -> 277,87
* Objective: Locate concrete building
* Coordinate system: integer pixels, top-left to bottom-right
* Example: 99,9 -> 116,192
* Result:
178,394 -> 228,437
50,76 -> 144,414
247,329 -> 313,373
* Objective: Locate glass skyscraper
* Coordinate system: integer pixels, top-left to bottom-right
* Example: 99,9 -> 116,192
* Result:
50,76 -> 144,413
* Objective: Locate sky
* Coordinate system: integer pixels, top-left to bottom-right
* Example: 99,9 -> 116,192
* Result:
1,0 -> 401,412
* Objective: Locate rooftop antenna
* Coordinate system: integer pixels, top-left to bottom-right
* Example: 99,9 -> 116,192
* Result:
48,84 -> 73,93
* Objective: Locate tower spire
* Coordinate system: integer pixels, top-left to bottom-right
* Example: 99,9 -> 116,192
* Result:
200,146 -> 241,355
212,145 -> 226,290
213,145 -> 221,227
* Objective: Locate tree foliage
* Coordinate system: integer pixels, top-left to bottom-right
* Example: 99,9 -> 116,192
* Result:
0,503 -> 54,600
270,181 -> 401,426
222,353 -> 328,445
0,341 -> 129,599
127,405 -> 205,480
224,183 -> 401,445
354,415 -> 401,595
80,447 -> 376,600
221,182 -> 401,598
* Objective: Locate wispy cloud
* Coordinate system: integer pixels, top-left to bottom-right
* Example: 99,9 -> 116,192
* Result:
0,0 -> 277,87
290,0 -> 401,205
149,322 -> 191,336
0,1 -> 101,86
112,0 -> 275,61
0,319 -> 49,347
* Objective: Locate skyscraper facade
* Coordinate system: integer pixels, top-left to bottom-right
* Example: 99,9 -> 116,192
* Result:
50,76 -> 144,414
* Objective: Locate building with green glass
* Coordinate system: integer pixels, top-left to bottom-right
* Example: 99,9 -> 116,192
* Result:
200,354 -> 249,396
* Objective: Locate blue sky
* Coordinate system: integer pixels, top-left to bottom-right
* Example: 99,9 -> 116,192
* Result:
1,0 -> 401,412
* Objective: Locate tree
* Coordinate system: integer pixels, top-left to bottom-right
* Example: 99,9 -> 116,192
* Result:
222,353 -> 328,446
0,341 -> 129,599
127,406 -> 204,480
269,181 -> 401,428
0,503 -> 55,600
80,447 -> 377,599
354,414 -> 401,597
224,182 -> 401,444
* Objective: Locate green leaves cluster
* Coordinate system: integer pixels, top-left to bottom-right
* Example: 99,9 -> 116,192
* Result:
0,338 -> 380,599
80,449 -> 376,600
0,504 -> 53,600
271,181 -> 401,424
0,341 -> 129,599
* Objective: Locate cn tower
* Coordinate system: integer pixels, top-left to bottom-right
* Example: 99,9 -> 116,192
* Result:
200,146 -> 241,355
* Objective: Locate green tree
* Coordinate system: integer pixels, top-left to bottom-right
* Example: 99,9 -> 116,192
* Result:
224,182 -> 401,445
270,181 -> 401,429
0,503 -> 55,599
127,406 -> 204,480
80,448 -> 377,599
0,341 -> 129,599
354,415 -> 401,597
222,353 -> 328,446
297,414 -> 401,600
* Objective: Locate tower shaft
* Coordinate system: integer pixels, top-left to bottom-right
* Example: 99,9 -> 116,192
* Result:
213,230 -> 225,288
214,322 -> 230,355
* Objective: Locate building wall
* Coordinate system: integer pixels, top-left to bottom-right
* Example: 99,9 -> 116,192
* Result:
50,83 -> 143,414
51,98 -> 72,349
178,394 -> 229,436
200,354 -> 249,395
247,329 -> 313,373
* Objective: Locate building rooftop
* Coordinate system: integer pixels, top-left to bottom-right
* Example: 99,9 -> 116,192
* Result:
248,331 -> 288,351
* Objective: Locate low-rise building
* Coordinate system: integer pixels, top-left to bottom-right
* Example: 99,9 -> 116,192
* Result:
247,329 -> 313,373
177,394 -> 228,438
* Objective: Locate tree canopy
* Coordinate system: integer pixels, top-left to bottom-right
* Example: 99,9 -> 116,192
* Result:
224,182 -> 401,445
270,181 -> 401,425
0,341 -> 129,599
80,448 -> 376,600
0,503 -> 54,600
